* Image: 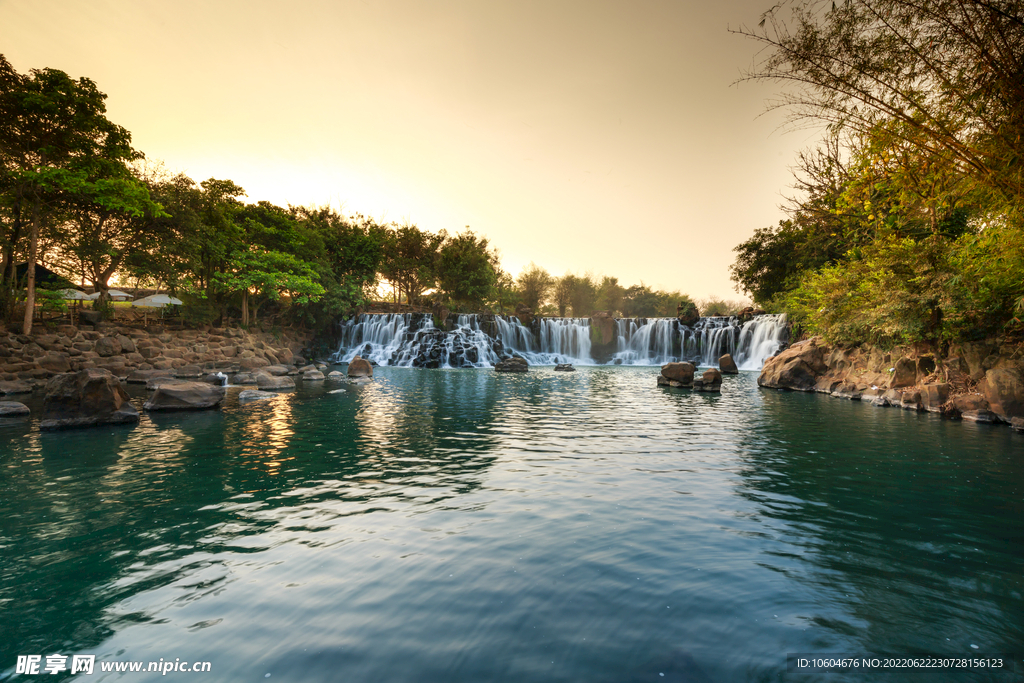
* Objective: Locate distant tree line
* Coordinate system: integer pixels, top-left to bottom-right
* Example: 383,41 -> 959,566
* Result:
0,54 -> 742,333
731,0 -> 1024,345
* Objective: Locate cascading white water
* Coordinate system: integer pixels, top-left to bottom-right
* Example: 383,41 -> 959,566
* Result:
332,313 -> 788,369
733,313 -> 788,370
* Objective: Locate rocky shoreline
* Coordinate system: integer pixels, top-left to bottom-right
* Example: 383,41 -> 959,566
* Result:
759,336 -> 1024,432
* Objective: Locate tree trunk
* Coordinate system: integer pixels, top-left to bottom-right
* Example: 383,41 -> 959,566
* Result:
241,289 -> 249,327
21,198 -> 40,335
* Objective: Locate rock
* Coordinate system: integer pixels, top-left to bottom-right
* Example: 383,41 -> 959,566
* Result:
676,300 -> 699,326
239,356 -> 270,371
554,363 -> 576,372
327,371 -> 345,380
78,310 -> 103,326
262,365 -> 291,376
0,401 -> 30,417
953,393 -> 989,413
589,312 -> 616,346
920,383 -> 950,413
144,382 -> 225,411
202,372 -> 228,386
694,367 -> 722,392
38,353 -> 71,374
1011,417 -> 1024,432
174,364 -> 204,378
900,390 -> 922,411
888,357 -> 917,388
40,368 -> 139,430
661,362 -> 695,386
495,356 -> 528,373
0,380 -> 33,395
238,389 -> 277,401
233,373 -> 258,385
348,356 -> 374,378
983,367 -> 1024,419
303,369 -> 325,381
718,354 -> 739,374
758,338 -> 828,391
962,410 -> 998,423
256,373 -> 296,391
126,369 -> 173,384
657,375 -> 670,387
94,336 -> 122,357
830,381 -> 863,400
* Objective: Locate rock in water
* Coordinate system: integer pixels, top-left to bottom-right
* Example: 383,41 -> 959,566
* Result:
303,370 -> 325,381
256,373 -> 296,390
495,356 -> 529,373
718,353 -> 739,374
144,382 -> 226,411
0,401 -> 30,417
661,362 -> 695,386
0,380 -> 33,395
238,390 -> 277,401
40,368 -> 139,430
146,376 -> 191,391
554,363 -> 576,372
327,371 -> 345,380
694,368 -> 722,392
348,356 -> 373,378
758,337 -> 828,391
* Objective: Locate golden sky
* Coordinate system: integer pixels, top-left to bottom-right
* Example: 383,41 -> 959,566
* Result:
1,0 -> 820,300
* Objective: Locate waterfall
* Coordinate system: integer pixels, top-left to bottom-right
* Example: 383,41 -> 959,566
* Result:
733,314 -> 789,370
332,312 -> 788,369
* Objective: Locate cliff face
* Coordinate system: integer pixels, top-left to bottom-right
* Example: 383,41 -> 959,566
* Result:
759,336 -> 1024,429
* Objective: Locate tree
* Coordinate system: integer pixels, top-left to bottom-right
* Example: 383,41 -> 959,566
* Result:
552,273 -> 573,316
595,276 -> 624,314
516,262 -> 552,311
737,0 -> 1024,213
0,54 -> 143,332
434,229 -> 497,308
214,246 -> 324,326
380,223 -> 443,306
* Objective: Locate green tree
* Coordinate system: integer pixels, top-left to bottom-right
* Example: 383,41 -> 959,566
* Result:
434,229 -> 497,309
214,246 -> 324,326
516,262 -> 552,312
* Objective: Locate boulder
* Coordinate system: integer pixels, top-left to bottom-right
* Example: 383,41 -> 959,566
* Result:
676,300 -> 700,326
348,356 -> 374,378
953,393 -> 989,413
1011,417 -> 1024,432
661,362 -> 695,386
126,369 -> 174,384
983,367 -> 1024,419
900,390 -> 923,411
144,382 -> 225,410
38,353 -> 71,374
303,369 -> 325,381
554,363 -> 576,372
256,373 -> 296,391
0,379 -> 33,395
830,382 -> 863,400
94,336 -> 122,357
888,357 -> 917,388
694,367 -> 722,392
146,376 -> 191,391
327,371 -> 345,380
920,383 -> 950,413
40,368 -> 139,430
238,389 -> 277,401
262,365 -> 291,376
239,356 -> 270,371
233,373 -> 258,385
758,338 -> 828,391
78,310 -> 103,326
173,364 -> 204,378
202,372 -> 228,386
0,401 -> 30,417
718,354 -> 739,374
495,356 -> 529,373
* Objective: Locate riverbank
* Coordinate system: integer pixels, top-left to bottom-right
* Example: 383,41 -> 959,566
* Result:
758,336 -> 1024,431
0,322 -> 312,395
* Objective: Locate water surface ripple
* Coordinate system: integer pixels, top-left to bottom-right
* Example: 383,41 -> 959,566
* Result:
1,368 -> 1022,682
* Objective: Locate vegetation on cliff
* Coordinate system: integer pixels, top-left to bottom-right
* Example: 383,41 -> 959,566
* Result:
731,0 -> 1024,346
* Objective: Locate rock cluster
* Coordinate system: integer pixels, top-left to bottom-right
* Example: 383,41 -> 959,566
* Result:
0,323 -> 310,388
759,336 -> 1024,427
554,363 -> 576,372
40,368 -> 139,430
657,362 -> 724,393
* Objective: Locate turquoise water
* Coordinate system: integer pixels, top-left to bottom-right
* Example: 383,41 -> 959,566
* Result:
1,368 -> 1022,682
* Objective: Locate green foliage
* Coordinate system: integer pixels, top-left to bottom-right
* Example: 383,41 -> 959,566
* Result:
434,229 -> 496,308
516,263 -> 553,312
35,287 -> 68,315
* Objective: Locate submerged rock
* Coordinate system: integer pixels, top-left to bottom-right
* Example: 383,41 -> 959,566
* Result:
0,401 -> 30,417
554,363 -> 576,372
327,370 -> 345,380
40,368 -> 139,430
495,356 -> 528,373
303,370 -> 325,381
238,389 -> 277,401
145,382 -> 226,411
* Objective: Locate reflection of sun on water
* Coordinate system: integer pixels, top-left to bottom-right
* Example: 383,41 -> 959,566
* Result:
236,397 -> 296,476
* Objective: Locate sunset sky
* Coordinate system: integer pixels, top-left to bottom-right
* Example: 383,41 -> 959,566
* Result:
1,0 -> 822,300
